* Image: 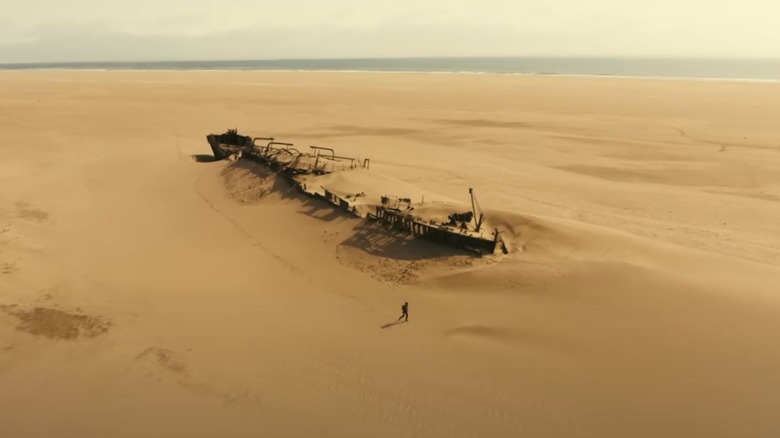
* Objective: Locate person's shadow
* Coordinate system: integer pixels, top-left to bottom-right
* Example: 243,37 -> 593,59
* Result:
380,320 -> 408,329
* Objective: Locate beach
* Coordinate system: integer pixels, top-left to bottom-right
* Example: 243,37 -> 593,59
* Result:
1,70 -> 780,437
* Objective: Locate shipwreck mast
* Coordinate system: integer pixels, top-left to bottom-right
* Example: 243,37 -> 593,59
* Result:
469,188 -> 485,232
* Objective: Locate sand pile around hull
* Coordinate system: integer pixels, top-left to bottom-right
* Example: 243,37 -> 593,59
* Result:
217,157 -> 766,294
220,159 -> 509,255
221,159 -> 290,203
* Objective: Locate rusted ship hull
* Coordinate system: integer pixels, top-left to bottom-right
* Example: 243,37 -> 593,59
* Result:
205,129 -> 508,255
206,129 -> 255,160
367,207 -> 505,255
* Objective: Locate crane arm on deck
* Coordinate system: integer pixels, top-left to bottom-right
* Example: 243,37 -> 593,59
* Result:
469,188 -> 485,232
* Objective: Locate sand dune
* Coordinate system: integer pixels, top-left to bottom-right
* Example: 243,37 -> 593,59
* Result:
1,70 -> 780,437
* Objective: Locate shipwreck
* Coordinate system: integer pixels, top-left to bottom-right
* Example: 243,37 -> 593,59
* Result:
206,129 -> 508,255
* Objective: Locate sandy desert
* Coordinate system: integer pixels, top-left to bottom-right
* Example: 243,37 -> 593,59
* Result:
1,70 -> 780,437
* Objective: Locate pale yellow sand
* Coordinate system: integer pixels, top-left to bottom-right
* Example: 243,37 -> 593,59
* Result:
1,71 -> 780,437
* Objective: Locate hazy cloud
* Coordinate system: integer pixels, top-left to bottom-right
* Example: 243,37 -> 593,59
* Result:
1,0 -> 778,62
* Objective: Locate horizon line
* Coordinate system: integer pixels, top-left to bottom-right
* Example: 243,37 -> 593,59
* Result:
3,55 -> 780,66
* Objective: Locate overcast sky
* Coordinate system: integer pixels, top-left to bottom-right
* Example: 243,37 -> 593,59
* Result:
1,0 -> 778,63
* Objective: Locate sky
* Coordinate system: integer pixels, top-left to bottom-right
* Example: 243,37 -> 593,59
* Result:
0,0 -> 778,63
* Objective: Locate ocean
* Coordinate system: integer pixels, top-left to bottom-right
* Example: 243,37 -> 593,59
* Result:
1,57 -> 779,81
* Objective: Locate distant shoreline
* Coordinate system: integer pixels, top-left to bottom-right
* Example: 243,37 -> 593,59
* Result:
2,57 -> 780,82
2,68 -> 779,84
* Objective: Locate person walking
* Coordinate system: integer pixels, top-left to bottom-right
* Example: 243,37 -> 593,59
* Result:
398,302 -> 409,322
